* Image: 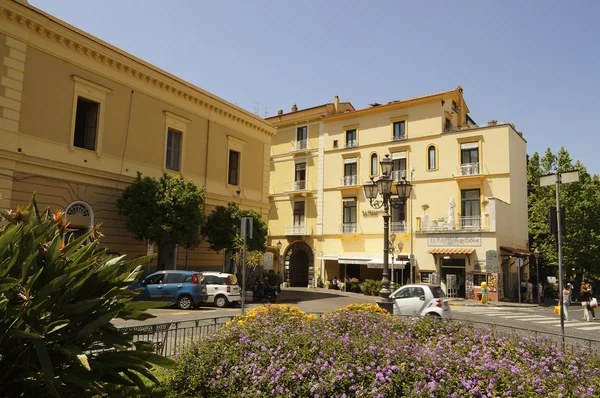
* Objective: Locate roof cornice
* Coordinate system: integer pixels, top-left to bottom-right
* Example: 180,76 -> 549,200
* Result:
0,1 -> 276,138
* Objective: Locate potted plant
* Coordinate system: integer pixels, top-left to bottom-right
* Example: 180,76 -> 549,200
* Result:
421,204 -> 430,230
373,280 -> 382,296
316,275 -> 324,288
324,280 -> 331,290
349,277 -> 360,293
338,282 -> 345,292
360,279 -> 375,295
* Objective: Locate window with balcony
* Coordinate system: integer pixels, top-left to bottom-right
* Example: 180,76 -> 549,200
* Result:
290,200 -> 305,235
460,142 -> 479,175
343,158 -> 357,186
345,129 -> 357,147
294,162 -> 306,190
445,117 -> 453,131
391,202 -> 406,233
370,153 -> 378,176
228,150 -> 240,185
296,126 -> 307,150
427,145 -> 436,170
165,128 -> 182,171
392,121 -> 406,141
342,197 -> 357,233
391,151 -> 407,181
461,189 -> 481,229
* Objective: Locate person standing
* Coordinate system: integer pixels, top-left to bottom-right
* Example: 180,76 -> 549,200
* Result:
526,279 -> 533,303
520,280 -> 527,303
585,279 -> 595,320
332,276 -> 339,290
562,284 -> 571,321
580,283 -> 593,322
537,281 -> 543,304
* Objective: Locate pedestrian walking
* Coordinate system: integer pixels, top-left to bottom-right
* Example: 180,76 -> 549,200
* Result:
537,281 -> 543,304
562,284 -> 571,321
580,283 -> 593,322
332,276 -> 339,290
585,279 -> 595,320
526,279 -> 533,303
520,280 -> 527,302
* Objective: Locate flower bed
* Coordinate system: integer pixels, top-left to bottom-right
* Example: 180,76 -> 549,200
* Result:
166,304 -> 600,397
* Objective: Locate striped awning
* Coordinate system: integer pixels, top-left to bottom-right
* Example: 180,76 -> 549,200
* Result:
427,248 -> 475,255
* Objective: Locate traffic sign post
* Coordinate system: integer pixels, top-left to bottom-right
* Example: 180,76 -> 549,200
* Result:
540,170 -> 579,349
240,216 -> 253,315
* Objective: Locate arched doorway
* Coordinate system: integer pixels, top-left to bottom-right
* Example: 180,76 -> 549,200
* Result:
283,241 -> 314,288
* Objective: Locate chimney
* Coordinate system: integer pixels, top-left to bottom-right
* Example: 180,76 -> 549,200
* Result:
291,104 -> 298,112
277,109 -> 283,116
334,96 -> 340,112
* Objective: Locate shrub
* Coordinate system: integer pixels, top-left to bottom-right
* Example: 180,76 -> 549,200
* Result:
0,196 -> 173,397
167,304 -> 600,397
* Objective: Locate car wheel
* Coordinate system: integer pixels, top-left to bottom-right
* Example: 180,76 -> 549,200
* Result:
177,295 -> 193,310
425,312 -> 441,317
215,295 -> 228,308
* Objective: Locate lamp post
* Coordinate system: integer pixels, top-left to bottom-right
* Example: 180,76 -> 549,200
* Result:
277,240 -> 283,282
363,154 -> 412,313
534,249 -> 540,304
389,233 -> 396,291
398,240 -> 404,286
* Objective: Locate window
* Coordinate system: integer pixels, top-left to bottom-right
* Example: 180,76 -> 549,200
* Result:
391,151 -> 407,181
392,121 -> 406,140
145,274 -> 165,285
165,273 -> 185,284
333,140 -> 338,148
420,272 -> 433,284
427,145 -> 436,170
165,128 -> 182,171
228,150 -> 240,185
342,197 -> 357,231
293,201 -> 305,226
345,129 -> 357,147
460,142 -> 479,175
445,117 -> 453,131
296,126 -> 307,149
461,189 -> 481,228
390,202 -> 406,233
397,286 -> 425,299
473,273 -> 487,287
73,97 -> 99,150
70,76 -> 110,154
343,158 -> 357,185
295,162 -> 306,190
370,153 -> 378,176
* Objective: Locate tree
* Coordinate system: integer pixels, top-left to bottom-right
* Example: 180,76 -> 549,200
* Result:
117,173 -> 205,270
201,203 -> 268,271
0,196 -> 172,397
528,147 -> 600,279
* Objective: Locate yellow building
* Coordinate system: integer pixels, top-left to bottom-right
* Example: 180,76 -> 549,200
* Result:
0,0 -> 275,270
268,87 -> 530,300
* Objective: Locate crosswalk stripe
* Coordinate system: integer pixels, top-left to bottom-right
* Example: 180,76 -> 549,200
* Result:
532,319 -> 563,324
501,316 -> 546,321
483,312 -> 523,316
552,322 -> 590,328
495,314 -> 532,318
577,325 -> 600,331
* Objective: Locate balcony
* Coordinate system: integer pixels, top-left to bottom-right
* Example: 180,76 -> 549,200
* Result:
338,175 -> 361,190
290,139 -> 311,154
391,170 -> 407,182
340,223 -> 359,234
417,215 -> 489,232
285,224 -> 308,236
454,162 -> 486,180
345,140 -> 357,148
286,180 -> 313,197
391,134 -> 406,142
390,221 -> 407,233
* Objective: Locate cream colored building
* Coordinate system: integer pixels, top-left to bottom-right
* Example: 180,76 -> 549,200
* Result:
268,87 -> 530,300
0,0 -> 275,270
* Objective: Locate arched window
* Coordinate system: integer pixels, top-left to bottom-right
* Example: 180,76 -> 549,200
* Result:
427,146 -> 436,170
65,201 -> 94,241
370,153 -> 378,176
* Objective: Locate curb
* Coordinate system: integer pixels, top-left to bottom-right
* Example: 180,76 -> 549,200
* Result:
448,301 -> 539,308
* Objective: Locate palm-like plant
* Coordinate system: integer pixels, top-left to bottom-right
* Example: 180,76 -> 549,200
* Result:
0,195 -> 172,397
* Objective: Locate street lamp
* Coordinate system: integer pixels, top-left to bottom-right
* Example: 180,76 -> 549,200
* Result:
277,240 -> 283,277
363,154 -> 412,313
398,240 -> 404,286
389,233 -> 396,291
534,249 -> 540,304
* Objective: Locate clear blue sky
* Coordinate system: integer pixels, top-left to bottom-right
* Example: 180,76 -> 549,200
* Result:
30,0 -> 600,174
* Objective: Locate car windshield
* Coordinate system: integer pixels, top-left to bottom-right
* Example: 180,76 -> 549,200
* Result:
431,286 -> 446,298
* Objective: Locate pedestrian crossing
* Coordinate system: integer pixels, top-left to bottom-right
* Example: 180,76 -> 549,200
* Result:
451,306 -> 600,331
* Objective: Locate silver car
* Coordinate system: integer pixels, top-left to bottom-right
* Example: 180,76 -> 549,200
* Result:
201,272 -> 241,308
389,283 -> 451,318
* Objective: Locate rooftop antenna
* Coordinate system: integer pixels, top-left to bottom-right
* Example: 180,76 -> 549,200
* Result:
252,100 -> 263,116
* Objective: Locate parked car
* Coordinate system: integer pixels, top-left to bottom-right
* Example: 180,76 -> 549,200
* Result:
130,271 -> 208,310
201,272 -> 241,308
389,283 -> 451,318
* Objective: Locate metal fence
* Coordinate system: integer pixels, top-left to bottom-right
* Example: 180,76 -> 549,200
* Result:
116,314 -> 600,358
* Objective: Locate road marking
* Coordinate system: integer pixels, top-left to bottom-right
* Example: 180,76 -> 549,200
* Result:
501,316 -> 547,321
498,314 -> 543,319
576,325 -> 600,331
552,322 -> 590,328
482,312 -> 524,316
532,319 -> 563,324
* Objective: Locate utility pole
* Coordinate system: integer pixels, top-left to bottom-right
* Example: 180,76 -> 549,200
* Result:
540,170 -> 579,349
240,216 -> 253,315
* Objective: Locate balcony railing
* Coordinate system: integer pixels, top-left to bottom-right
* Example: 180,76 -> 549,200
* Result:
285,224 -> 307,236
291,180 -> 307,191
345,140 -> 357,148
340,223 -> 358,234
459,162 -> 480,176
391,170 -> 407,182
418,215 -> 487,232
290,139 -> 310,152
340,175 -> 358,186
390,221 -> 407,233
391,134 -> 406,141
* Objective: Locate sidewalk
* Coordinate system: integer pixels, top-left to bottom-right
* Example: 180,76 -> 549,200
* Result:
447,298 -> 539,308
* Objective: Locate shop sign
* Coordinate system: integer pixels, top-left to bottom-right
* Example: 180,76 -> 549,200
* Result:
263,252 -> 274,270
427,234 -> 481,247
485,250 -> 499,273
473,260 -> 486,273
362,210 -> 384,217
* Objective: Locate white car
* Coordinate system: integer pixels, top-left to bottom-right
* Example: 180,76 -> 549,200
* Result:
389,283 -> 451,318
201,272 -> 241,308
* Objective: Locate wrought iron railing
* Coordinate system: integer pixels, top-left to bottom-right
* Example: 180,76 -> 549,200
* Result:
459,162 -> 480,176
391,170 -> 406,182
340,175 -> 358,186
340,223 -> 358,234
390,221 -> 407,233
291,139 -> 309,151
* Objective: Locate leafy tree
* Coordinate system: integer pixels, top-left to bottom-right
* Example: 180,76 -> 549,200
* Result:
528,147 -> 600,279
0,195 -> 172,397
117,173 -> 205,270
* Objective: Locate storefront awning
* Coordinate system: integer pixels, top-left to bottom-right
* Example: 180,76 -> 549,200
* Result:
338,256 -> 372,265
427,248 -> 475,255
316,255 -> 339,261
500,246 -> 533,257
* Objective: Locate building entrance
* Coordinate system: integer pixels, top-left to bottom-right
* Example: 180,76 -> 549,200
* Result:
283,241 -> 314,287
440,258 -> 466,298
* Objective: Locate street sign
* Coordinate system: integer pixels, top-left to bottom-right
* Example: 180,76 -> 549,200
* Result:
263,252 -> 274,270
561,170 -> 580,184
240,216 -> 253,239
539,174 -> 558,187
485,250 -> 498,273
146,239 -> 154,255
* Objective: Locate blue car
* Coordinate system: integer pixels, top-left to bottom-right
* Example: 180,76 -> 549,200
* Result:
130,271 -> 208,310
